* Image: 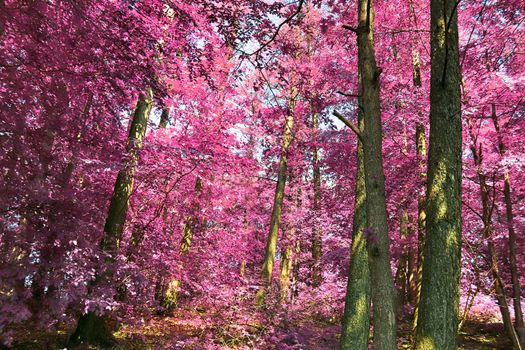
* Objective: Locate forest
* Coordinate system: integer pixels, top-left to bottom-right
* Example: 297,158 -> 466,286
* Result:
0,0 -> 524,349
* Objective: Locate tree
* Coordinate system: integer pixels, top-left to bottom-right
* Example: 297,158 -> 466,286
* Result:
71,89 -> 153,345
355,0 -> 397,347
414,0 -> 462,347
340,101 -> 371,349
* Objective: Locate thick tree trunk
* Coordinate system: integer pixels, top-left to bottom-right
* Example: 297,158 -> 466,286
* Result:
257,90 -> 296,305
341,105 -> 371,350
414,0 -> 463,347
356,0 -> 397,347
311,108 -> 323,287
71,89 -> 153,346
492,104 -> 525,343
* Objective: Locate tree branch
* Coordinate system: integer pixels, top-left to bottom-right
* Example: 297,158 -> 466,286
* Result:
337,90 -> 360,98
332,110 -> 363,143
342,24 -> 358,33
248,0 -> 305,57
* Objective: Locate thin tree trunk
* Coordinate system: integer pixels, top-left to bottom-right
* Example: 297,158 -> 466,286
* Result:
71,89 -> 153,346
279,245 -> 293,302
257,88 -> 296,305
291,240 -> 301,303
468,119 -> 522,350
414,0 -> 462,347
491,104 -> 525,343
356,0 -> 397,347
311,107 -> 323,287
412,122 -> 426,334
341,103 -> 371,349
395,211 -> 411,311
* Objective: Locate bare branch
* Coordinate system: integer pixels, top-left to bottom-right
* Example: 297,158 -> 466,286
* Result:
248,0 -> 305,57
337,90 -> 360,98
332,110 -> 363,143
342,24 -> 358,33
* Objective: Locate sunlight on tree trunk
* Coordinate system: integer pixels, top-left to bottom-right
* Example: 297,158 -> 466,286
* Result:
341,102 -> 371,350
412,121 -> 426,336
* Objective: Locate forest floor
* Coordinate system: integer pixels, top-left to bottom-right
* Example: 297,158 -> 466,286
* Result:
7,307 -> 512,350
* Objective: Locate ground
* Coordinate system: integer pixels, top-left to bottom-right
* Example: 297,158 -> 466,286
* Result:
6,308 -> 512,349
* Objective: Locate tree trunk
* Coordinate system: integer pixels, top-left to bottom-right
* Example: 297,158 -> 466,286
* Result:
311,108 -> 323,287
257,89 -> 296,305
491,104 -> 525,343
414,0 -> 463,347
416,0 -> 462,344
412,122 -> 426,334
468,119 -> 522,350
279,245 -> 293,302
341,104 -> 371,350
356,0 -> 397,347
291,240 -> 301,303
71,89 -> 153,346
395,211 -> 411,311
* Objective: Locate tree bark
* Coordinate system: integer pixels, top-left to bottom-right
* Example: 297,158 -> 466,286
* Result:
356,0 -> 397,347
341,103 -> 371,350
71,89 -> 153,346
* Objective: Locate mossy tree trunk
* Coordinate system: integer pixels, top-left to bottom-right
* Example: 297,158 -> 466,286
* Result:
356,0 -> 397,347
341,103 -> 371,350
71,89 -> 153,346
414,0 -> 462,347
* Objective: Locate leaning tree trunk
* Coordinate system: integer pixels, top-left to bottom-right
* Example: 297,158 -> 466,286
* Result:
71,89 -> 153,346
414,0 -> 462,347
492,104 -> 525,344
356,0 -> 397,347
257,88 -> 296,306
341,102 -> 371,350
